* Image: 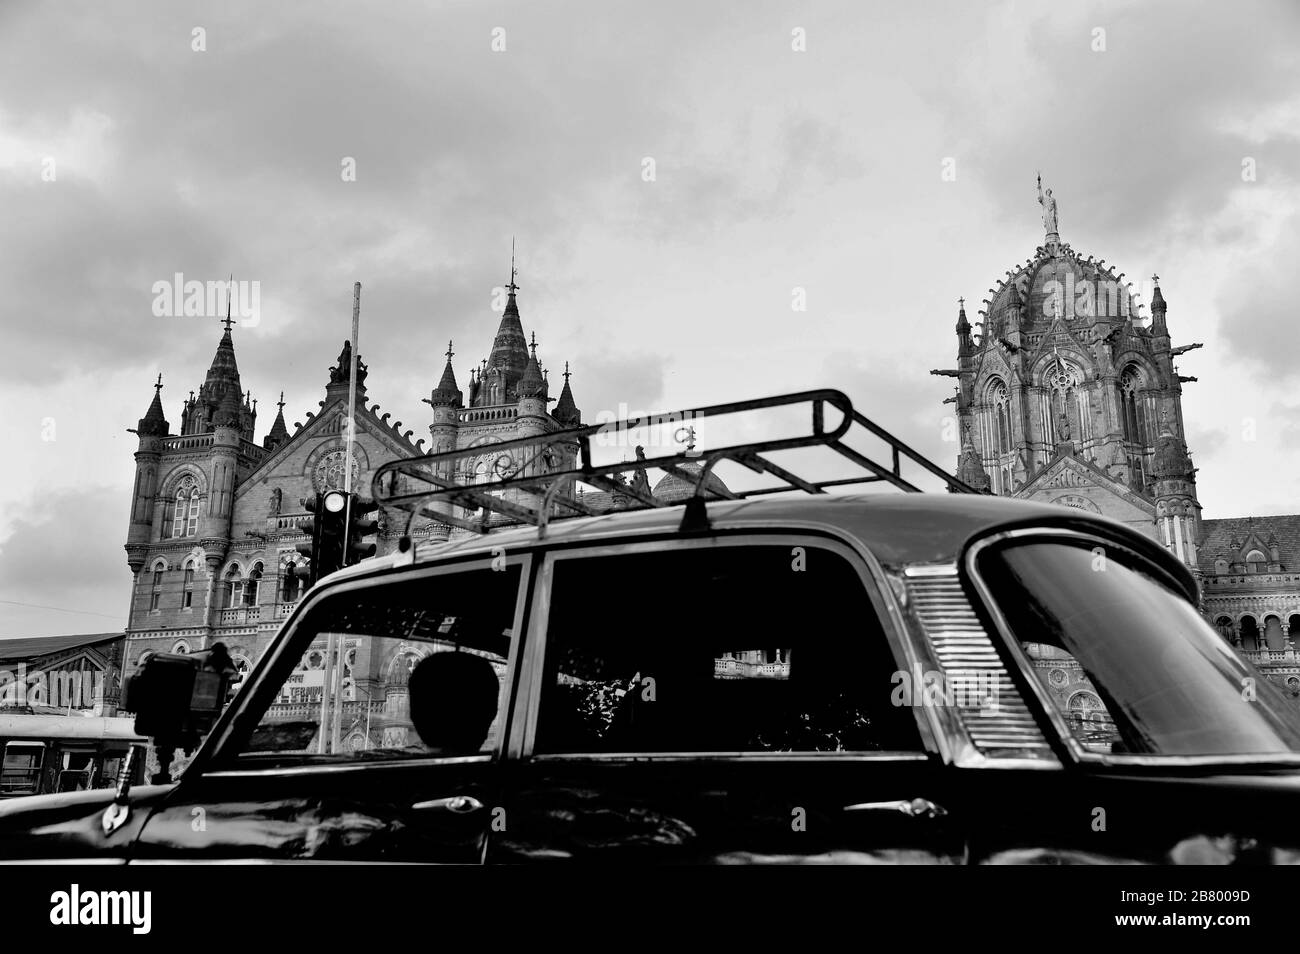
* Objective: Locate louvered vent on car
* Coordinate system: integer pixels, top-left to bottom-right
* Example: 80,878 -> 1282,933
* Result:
903,565 -> 1055,761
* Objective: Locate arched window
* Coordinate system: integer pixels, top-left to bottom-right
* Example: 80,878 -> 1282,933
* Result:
243,562 -> 263,607
1240,616 -> 1260,652
283,562 -> 301,603
171,475 -> 201,539
182,560 -> 195,609
171,640 -> 191,655
1288,615 -> 1300,647
149,564 -> 164,611
1120,366 -> 1147,446
1213,558 -> 1229,575
1043,356 -> 1081,444
1245,549 -> 1267,574
1264,615 -> 1286,651
987,380 -> 1011,454
223,565 -> 243,609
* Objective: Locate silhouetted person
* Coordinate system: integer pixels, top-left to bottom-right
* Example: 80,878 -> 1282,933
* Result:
408,651 -> 500,754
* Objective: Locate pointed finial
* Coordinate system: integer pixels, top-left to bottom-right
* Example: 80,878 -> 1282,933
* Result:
529,331 -> 538,357
563,361 -> 571,383
507,238 -> 519,294
155,373 -> 163,392
1151,273 -> 1160,286
222,274 -> 235,331
446,340 -> 455,361
277,391 -> 285,411
958,296 -> 965,309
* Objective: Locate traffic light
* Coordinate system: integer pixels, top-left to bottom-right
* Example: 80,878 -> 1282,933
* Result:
296,491 -> 349,586
318,490 -> 349,576
296,493 -> 323,588
346,496 -> 380,566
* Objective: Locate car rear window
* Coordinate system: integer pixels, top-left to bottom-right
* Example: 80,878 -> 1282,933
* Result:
979,540 -> 1300,757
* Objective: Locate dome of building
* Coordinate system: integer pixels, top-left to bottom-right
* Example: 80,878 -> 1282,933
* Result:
981,242 -> 1143,334
651,462 -> 731,503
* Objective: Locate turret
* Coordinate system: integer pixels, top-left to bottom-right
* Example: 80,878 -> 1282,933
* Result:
1151,412 -> 1200,568
425,342 -> 463,481
206,384 -> 242,544
125,375 -> 169,569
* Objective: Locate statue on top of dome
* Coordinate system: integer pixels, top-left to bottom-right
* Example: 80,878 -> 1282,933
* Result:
1037,173 -> 1059,235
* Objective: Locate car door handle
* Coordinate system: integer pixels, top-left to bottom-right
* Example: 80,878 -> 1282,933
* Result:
842,798 -> 947,819
411,795 -> 485,814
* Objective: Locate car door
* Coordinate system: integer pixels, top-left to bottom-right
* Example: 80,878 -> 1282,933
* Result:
130,555 -> 533,864
488,535 -> 966,864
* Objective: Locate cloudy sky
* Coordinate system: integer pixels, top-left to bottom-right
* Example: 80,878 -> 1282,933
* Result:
1,0 -> 1298,637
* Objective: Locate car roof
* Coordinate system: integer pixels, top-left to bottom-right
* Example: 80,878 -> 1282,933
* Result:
326,492 -> 1189,588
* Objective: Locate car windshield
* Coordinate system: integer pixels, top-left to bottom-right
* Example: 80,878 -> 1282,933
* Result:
980,540 -> 1300,758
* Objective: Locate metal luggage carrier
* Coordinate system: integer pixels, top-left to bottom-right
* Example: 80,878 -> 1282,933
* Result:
372,388 -> 980,537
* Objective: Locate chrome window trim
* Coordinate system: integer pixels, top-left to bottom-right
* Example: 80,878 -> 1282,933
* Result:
964,527 -> 1300,769
203,754 -> 493,780
200,553 -> 533,772
898,563 -> 1059,771
517,532 -> 939,762
526,752 -> 931,764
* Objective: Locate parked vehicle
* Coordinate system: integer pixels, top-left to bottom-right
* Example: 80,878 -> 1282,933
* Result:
0,714 -> 144,798
1,390 -> 1297,864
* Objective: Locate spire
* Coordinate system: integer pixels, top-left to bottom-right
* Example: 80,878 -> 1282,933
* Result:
427,340 -> 464,408
482,247 -> 531,402
956,297 -> 974,356
957,424 -> 991,492
553,361 -> 580,426
264,390 -> 290,449
137,373 -> 170,436
517,333 -> 546,400
214,379 -> 243,428
504,240 -> 520,318
201,318 -> 241,400
1150,272 -> 1167,332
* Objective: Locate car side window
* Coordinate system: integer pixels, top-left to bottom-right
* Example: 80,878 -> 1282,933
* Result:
535,543 -> 922,755
234,564 -> 521,763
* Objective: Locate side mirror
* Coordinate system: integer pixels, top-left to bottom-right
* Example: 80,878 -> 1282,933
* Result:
120,643 -> 237,781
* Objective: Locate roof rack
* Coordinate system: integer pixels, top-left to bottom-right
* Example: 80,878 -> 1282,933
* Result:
372,388 -> 979,538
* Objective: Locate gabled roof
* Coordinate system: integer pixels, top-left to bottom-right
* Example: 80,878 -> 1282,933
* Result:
236,391 -> 424,489
0,632 -> 123,665
1016,449 -> 1155,514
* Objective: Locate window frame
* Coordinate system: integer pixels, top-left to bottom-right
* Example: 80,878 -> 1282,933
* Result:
1,741 -> 46,795
515,533 -> 931,763
965,527 -> 1300,769
190,552 -> 535,779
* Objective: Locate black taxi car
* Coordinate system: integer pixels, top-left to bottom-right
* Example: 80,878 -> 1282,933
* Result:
2,390 -> 1298,864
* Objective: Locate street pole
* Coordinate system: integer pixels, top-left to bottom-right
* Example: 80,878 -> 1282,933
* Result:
329,281 -> 362,755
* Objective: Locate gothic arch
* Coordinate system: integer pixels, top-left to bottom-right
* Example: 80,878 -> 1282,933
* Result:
160,465 -> 209,498
1034,352 -> 1085,445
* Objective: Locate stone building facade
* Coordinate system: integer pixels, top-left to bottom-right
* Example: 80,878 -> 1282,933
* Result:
943,188 -> 1300,693
122,274 -> 582,689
